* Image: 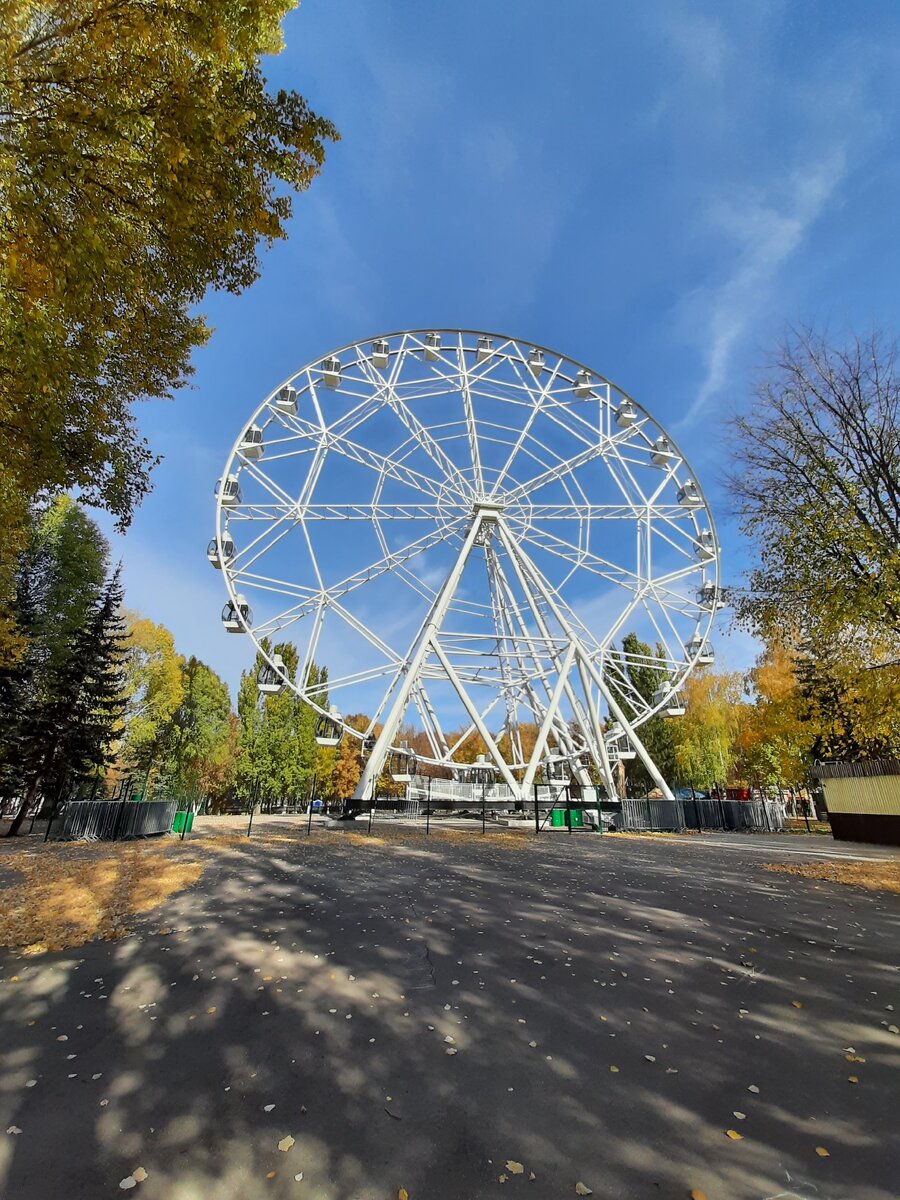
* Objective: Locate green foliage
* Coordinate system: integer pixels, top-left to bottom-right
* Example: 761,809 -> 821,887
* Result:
234,642 -> 327,807
0,0 -> 338,660
4,568 -> 128,833
0,499 -> 112,801
670,668 -> 743,791
165,656 -> 234,802
609,632 -> 675,793
118,616 -> 184,770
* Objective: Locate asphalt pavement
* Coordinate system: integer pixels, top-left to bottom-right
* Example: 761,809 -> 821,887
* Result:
0,825 -> 897,1200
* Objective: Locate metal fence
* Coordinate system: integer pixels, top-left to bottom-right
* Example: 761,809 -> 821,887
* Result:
620,796 -> 784,833
53,800 -> 178,841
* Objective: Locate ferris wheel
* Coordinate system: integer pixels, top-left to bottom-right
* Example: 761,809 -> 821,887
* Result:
210,330 -> 721,806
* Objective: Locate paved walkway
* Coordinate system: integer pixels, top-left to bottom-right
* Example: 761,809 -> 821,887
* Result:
1,825 -> 897,1199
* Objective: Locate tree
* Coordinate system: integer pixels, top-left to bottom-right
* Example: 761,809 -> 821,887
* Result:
730,327 -> 900,658
0,1 -> 338,660
118,616 -> 184,773
165,656 -> 234,807
736,640 -> 812,791
608,632 -> 675,793
5,568 -> 128,835
670,668 -> 743,792
0,499 -> 111,803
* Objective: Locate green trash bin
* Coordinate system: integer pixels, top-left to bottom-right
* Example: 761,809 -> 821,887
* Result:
568,808 -> 584,828
550,808 -> 566,827
173,811 -> 186,833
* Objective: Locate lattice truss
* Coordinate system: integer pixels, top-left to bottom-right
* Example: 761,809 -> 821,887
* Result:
212,330 -> 721,802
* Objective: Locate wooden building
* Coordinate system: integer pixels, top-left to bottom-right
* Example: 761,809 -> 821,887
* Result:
815,759 -> 900,846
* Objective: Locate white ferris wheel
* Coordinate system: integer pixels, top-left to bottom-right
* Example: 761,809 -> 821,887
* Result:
210,330 -> 721,807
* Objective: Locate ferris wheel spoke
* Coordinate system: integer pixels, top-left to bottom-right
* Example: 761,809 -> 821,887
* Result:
504,441 -> 609,504
490,355 -> 567,494
379,381 -> 471,494
314,428 -> 446,499
457,335 -> 484,493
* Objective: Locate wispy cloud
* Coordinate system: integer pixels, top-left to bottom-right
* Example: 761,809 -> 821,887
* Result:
676,149 -> 847,428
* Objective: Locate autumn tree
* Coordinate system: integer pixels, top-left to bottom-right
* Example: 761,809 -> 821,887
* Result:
730,327 -> 900,658
118,616 -> 184,774
670,668 -> 744,793
164,656 -> 234,807
0,1 -> 338,659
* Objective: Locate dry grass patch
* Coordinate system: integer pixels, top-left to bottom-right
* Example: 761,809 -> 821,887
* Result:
763,859 -> 900,894
0,842 -> 204,956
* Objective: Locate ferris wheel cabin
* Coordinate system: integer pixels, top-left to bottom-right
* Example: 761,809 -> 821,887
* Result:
389,743 -> 417,783
695,529 -> 716,560
476,335 -> 493,362
239,424 -> 264,460
257,653 -> 287,695
221,594 -> 251,633
321,356 -> 341,388
315,708 -> 343,747
574,368 -> 593,397
424,332 -> 441,361
651,436 -> 675,466
274,385 -> 297,416
677,479 -> 701,507
686,631 -> 715,664
207,534 -> 235,569
372,339 -> 390,368
216,474 -> 242,507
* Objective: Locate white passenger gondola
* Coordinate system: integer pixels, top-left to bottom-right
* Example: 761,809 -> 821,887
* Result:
389,742 -> 417,783
476,335 -> 493,362
695,529 -> 716,561
274,385 -> 297,416
685,632 -> 715,664
651,436 -> 675,466
221,593 -> 251,633
424,332 -> 441,361
216,474 -> 242,507
239,424 -> 264,460
527,347 -> 545,377
322,356 -> 341,388
615,400 -> 637,428
653,681 -> 686,717
372,339 -> 390,368
573,368 -> 593,397
698,580 -> 722,610
677,479 -> 701,507
206,534 -> 235,569
314,707 -> 343,747
257,653 -> 287,695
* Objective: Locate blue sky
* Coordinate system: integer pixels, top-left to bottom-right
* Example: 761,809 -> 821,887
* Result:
100,0 -> 900,699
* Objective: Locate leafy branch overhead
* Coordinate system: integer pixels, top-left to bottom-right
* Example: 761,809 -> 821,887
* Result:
0,0 -> 338,659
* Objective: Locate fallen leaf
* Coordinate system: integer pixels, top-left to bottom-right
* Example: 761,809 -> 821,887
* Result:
725,1129 -> 743,1140
747,1084 -> 760,1093
529,1172 -> 536,1180
499,1175 -> 508,1184
733,1111 -> 746,1120
792,1001 -> 803,1009
848,1076 -> 858,1084
446,1047 -> 458,1055
264,1104 -> 275,1112
644,1054 -> 656,1063
815,1146 -> 830,1157
7,1126 -> 22,1135
278,1135 -> 295,1152
207,1007 -> 217,1014
609,1065 -> 619,1073
132,1167 -> 148,1182
575,1184 -> 592,1196
294,1174 -> 304,1182
118,1179 -> 136,1191
690,1192 -> 708,1200
267,1171 -> 276,1180
507,1161 -> 524,1174
399,1190 -> 409,1200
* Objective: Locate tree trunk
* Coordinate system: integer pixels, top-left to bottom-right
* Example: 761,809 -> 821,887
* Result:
4,775 -> 42,838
